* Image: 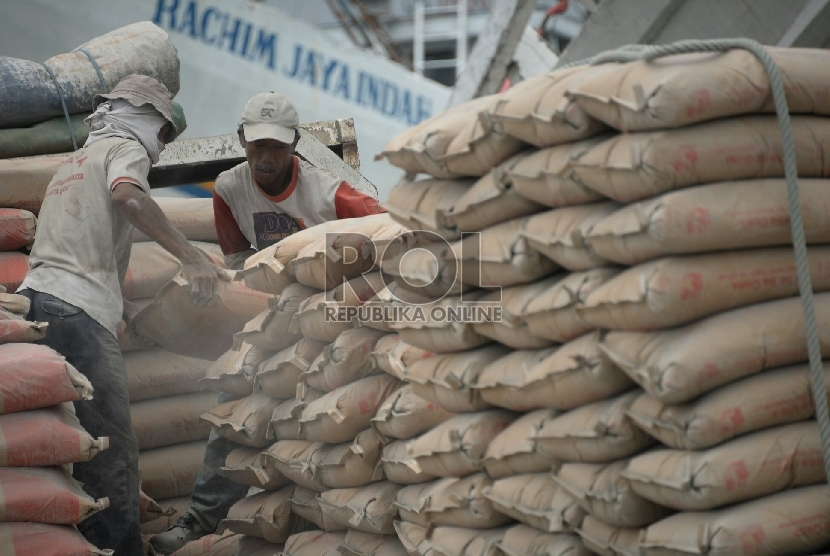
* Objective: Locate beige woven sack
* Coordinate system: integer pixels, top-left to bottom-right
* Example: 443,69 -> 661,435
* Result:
124,349 -> 210,402
390,292 -> 492,354
568,47 -> 830,131
370,335 -> 434,381
475,333 -> 633,412
403,345 -> 508,413
522,203 -> 618,271
394,520 -> 427,555
600,292 -> 830,404
233,283 -> 315,351
480,409 -> 560,479
381,440 -> 436,485
130,391 -> 215,450
202,393 -> 283,448
290,486 -> 334,531
624,421 -> 826,511
256,338 -> 328,399
418,526 -> 508,556
395,473 -> 510,529
381,241 -> 467,299
121,241 -> 180,301
407,410 -> 517,478
472,278 -> 559,349
584,179 -> 830,265
218,447 -> 288,490
535,390 -> 653,463
341,529 -> 408,556
384,178 -> 472,240
301,328 -> 387,392
640,485 -> 830,556
140,496 -> 190,535
318,482 -> 400,534
269,387 -> 324,442
626,365 -> 830,450
371,384 -> 455,442
522,268 -> 619,343
261,440 -> 327,492
553,460 -> 671,528
315,428 -> 386,489
485,66 -> 607,147
221,485 -> 311,543
580,247 -> 830,330
498,524 -> 590,556
577,516 -> 641,556
199,343 -> 272,397
573,115 -> 830,203
0,156 -> 65,213
138,440 -> 206,500
300,374 -> 401,444
283,530 -> 347,556
483,473 -> 585,533
133,197 -> 216,243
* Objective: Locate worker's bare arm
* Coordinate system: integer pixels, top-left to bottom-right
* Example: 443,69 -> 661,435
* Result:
112,181 -> 230,306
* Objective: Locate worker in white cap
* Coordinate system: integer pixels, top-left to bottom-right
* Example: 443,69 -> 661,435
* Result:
150,92 -> 382,554
19,74 -> 229,556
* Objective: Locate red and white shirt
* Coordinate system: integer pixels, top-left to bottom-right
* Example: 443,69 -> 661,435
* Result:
213,155 -> 383,254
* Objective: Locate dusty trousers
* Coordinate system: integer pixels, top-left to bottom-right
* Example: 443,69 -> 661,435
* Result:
22,289 -> 143,556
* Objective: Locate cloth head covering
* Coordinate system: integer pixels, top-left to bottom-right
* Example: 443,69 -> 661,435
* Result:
84,98 -> 169,164
94,74 -> 179,142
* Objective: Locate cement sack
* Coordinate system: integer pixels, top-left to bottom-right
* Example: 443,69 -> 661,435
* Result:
341,529 -> 408,556
485,66 -> 608,147
290,486 -> 333,531
579,247 -> 830,330
534,391 -> 654,463
623,421 -> 826,511
472,279 -> 559,349
318,481 -> 400,534
133,198 -> 216,243
167,532 -> 244,556
0,319 -> 47,344
553,460 -> 671,528
0,292 -> 29,316
389,292 -> 493,354
449,216 -> 558,288
508,138 -> 608,208
121,242 -> 179,301
573,115 -> 830,203
383,178 -> 472,241
407,410 -> 517,478
222,485 -> 311,543
599,292 -> 830,404
140,496 -> 190,535
522,203 -> 618,271
393,520 -> 427,555
139,489 -> 165,525
377,94 -> 525,178
439,152 -> 544,233
290,213 -> 394,290
371,384 -> 455,442
640,485 -> 830,556
480,409 -> 560,479
0,343 -> 92,413
131,276 -> 272,361
403,345 -> 508,413
0,522 -> 114,556
233,283 -> 316,351
395,473 -> 510,529
568,47 -> 830,132
218,446 -> 288,490
370,335 -> 433,381
577,516 -> 641,556
256,338 -> 328,399
299,374 -> 401,444
202,393 -> 283,448
301,328 -> 387,392
0,252 -> 28,295
237,220 -> 341,295
124,349 -> 211,402
0,466 -> 108,524
626,365 -> 830,450
130,391 -> 215,450
199,343 -> 271,398
0,208 -> 35,251
381,440 -> 436,485
417,526 -> 509,556
483,473 -> 585,533
0,21 -> 180,128
0,156 -> 65,213
582,179 -> 830,265
475,333 -> 634,412
269,388 -> 324,441
316,428 -> 385,489
282,530 -> 347,556
0,403 -> 107,466
381,241 -> 467,299
292,273 -> 386,342
498,524 -> 590,556
261,440 -> 327,492
359,219 -> 415,265
138,440 -> 206,500
521,268 -> 619,343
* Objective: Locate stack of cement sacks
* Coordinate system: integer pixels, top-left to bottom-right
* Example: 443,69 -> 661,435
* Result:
0,285 -> 113,554
374,46 -> 830,556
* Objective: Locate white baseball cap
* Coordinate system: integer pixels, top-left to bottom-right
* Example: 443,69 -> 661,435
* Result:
240,92 -> 299,143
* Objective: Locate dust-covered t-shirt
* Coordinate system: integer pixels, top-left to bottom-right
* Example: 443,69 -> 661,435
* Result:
20,137 -> 151,337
